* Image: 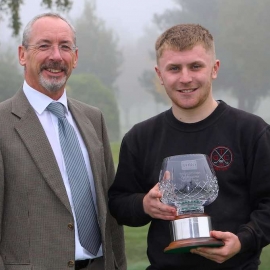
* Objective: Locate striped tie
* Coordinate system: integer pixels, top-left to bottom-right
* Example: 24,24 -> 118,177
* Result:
47,102 -> 101,255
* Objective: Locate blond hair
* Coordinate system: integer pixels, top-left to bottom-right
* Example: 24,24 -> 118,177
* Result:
155,24 -> 215,61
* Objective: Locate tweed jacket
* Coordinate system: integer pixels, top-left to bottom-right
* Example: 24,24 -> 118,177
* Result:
0,89 -> 126,270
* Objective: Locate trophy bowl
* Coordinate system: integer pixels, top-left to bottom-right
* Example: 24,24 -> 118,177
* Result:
159,154 -> 224,253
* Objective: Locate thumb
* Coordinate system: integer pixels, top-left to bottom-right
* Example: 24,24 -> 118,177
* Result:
210,230 -> 226,240
150,183 -> 162,198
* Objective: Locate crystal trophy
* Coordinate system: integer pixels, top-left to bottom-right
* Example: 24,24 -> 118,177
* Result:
159,154 -> 224,253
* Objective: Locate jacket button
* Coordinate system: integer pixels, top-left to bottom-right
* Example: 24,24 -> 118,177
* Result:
68,260 -> 75,267
68,223 -> 74,230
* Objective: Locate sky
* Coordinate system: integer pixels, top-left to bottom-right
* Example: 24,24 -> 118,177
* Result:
1,0 -> 176,43
94,0 -> 175,42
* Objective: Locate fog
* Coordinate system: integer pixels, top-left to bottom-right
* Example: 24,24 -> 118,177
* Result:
1,0 -> 270,138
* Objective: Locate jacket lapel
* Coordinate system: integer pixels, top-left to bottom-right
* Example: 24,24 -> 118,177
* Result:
12,90 -> 72,213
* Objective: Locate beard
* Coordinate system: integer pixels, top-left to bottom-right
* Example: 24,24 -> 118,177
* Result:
39,74 -> 67,92
39,61 -> 68,92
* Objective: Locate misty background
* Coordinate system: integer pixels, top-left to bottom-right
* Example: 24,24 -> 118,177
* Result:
2,2 -> 270,269
1,0 -> 270,142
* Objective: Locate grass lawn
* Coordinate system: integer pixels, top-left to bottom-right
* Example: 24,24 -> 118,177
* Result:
110,142 -> 120,166
110,142 -> 270,270
124,225 -> 150,270
259,245 -> 270,270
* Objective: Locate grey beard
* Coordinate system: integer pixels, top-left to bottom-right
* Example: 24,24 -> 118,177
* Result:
39,74 -> 67,93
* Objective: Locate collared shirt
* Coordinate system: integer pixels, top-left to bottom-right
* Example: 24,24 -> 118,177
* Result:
23,81 -> 102,260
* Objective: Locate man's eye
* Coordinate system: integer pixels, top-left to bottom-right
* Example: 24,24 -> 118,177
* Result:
192,64 -> 201,69
170,66 -> 179,71
60,45 -> 72,51
38,44 -> 50,50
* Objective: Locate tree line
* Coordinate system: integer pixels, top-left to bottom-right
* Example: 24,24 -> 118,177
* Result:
1,0 -> 270,138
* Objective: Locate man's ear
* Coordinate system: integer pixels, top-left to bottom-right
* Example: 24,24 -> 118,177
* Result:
18,45 -> 27,66
73,49 -> 78,69
212,60 -> 220,79
155,66 -> 164,85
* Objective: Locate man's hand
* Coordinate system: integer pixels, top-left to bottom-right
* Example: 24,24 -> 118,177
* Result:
190,231 -> 241,263
143,183 -> 176,220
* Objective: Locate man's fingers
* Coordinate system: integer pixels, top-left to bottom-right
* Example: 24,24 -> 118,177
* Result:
163,170 -> 171,180
158,204 -> 177,215
190,231 -> 241,264
155,206 -> 176,220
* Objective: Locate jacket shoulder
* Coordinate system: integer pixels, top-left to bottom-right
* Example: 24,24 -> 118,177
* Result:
68,97 -> 102,115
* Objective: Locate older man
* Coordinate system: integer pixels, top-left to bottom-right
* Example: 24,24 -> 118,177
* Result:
0,13 -> 126,270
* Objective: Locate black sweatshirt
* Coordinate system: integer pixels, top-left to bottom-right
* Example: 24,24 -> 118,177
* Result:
109,101 -> 270,270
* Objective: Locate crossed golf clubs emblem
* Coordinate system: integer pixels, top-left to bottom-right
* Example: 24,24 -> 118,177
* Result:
211,147 -> 232,168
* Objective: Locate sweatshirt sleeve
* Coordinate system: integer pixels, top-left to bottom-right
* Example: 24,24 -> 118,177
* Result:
108,134 -> 152,227
237,126 -> 270,253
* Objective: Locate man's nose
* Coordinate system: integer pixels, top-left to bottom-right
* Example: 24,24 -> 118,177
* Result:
179,68 -> 192,84
49,45 -> 63,60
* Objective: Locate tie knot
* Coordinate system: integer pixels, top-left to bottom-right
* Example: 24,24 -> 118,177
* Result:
47,102 -> 66,119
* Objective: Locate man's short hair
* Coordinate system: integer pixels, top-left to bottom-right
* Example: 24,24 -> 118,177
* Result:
22,12 -> 76,48
155,24 -> 215,61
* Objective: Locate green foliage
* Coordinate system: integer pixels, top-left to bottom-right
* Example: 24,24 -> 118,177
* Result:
74,0 -> 122,90
154,0 -> 219,32
0,51 -> 22,101
67,73 -> 120,141
41,0 -> 72,11
0,0 -> 72,36
0,0 -> 23,36
139,70 -> 165,104
216,0 -> 270,112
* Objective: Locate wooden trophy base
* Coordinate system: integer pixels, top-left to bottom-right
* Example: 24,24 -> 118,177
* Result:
164,237 -> 224,254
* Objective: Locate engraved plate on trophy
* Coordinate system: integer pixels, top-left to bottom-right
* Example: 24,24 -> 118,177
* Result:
159,154 -> 224,253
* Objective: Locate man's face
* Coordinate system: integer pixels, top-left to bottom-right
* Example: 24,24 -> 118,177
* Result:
18,16 -> 78,99
155,45 -> 219,114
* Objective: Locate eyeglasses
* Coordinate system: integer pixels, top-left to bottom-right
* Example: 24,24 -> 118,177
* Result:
25,43 -> 77,54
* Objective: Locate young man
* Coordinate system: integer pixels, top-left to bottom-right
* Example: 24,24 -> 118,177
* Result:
108,24 -> 270,269
0,13 -> 126,269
